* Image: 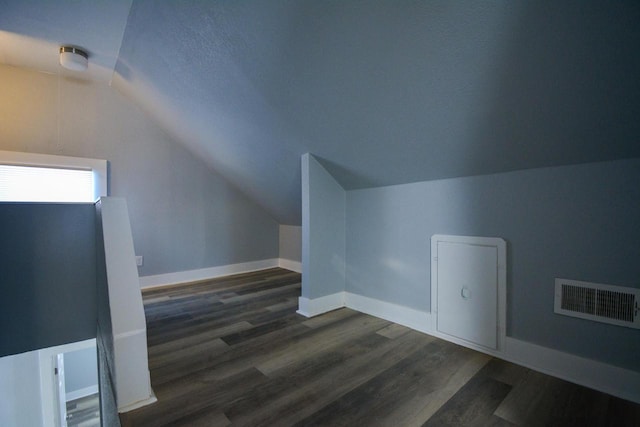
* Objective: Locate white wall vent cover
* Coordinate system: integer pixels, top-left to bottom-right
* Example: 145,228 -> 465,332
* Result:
554,279 -> 639,329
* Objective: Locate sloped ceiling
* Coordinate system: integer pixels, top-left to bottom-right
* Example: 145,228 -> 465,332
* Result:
0,0 -> 132,82
2,1 -> 640,224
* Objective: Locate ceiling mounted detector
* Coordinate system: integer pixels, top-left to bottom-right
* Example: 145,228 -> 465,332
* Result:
59,46 -> 88,71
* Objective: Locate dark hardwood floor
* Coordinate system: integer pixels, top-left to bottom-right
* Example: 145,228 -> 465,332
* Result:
67,393 -> 100,427
120,268 -> 640,427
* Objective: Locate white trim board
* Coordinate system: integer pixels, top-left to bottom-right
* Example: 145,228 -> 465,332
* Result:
505,337 -> 640,404
140,258 -> 302,289
139,259 -> 281,289
66,385 -> 98,402
295,291 -> 640,404
279,258 -> 302,273
113,329 -> 156,413
342,292 -> 502,357
139,258 -> 303,289
297,293 -> 345,317
117,390 -> 157,413
296,291 -> 430,333
344,292 -> 431,334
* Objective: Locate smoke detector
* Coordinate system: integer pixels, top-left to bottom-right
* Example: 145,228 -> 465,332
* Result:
59,46 -> 88,71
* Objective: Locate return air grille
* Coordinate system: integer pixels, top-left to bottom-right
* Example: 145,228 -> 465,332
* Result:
554,279 -> 640,329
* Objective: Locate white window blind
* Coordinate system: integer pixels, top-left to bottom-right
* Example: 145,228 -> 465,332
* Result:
0,164 -> 94,203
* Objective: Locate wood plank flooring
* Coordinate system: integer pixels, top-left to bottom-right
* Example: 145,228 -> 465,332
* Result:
120,268 -> 640,427
67,393 -> 100,427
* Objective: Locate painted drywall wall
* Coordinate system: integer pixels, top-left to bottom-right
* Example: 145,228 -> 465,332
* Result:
112,1 -> 640,225
279,225 -> 302,263
301,154 -> 345,299
64,346 -> 98,397
0,203 -> 97,357
346,158 -> 640,371
0,350 -> 43,427
0,64 -> 278,278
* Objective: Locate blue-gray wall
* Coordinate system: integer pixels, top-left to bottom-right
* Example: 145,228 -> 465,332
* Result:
0,350 -> 43,427
346,159 -> 640,371
302,154 -> 346,299
65,347 -> 98,395
0,203 -> 97,357
279,225 -> 302,263
0,65 -> 279,280
112,1 -> 640,225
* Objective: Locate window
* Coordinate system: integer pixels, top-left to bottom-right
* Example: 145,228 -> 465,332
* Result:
0,150 -> 107,203
0,165 -> 94,202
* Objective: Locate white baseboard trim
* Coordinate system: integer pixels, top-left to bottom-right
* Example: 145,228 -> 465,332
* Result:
139,258 -> 280,289
341,292 -> 640,404
117,390 -> 157,413
66,385 -> 98,402
279,258 -> 302,273
504,337 -> 640,404
344,292 -> 431,334
426,328 -> 506,359
297,292 -> 345,317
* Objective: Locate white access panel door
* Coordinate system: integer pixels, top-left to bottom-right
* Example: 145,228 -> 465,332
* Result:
432,235 -> 506,353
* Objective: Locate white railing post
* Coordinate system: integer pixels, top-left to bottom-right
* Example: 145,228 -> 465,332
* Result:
99,197 -> 156,412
